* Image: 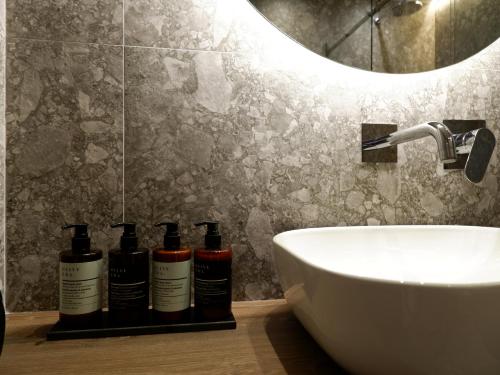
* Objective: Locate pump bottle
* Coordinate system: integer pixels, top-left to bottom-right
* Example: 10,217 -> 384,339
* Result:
0,290 -> 4,355
59,224 -> 103,327
152,222 -> 192,322
108,223 -> 149,325
194,221 -> 232,321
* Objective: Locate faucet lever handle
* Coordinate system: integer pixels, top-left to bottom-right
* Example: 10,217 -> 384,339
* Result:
460,128 -> 496,183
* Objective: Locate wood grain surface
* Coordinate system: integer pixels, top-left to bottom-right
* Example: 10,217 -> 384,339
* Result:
0,300 -> 347,374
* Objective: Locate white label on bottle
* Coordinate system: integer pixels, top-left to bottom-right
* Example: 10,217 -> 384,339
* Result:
152,260 -> 191,312
59,260 -> 103,315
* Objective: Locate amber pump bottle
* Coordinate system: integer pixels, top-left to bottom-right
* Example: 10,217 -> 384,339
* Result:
152,222 -> 192,322
194,221 -> 232,321
59,224 -> 103,328
108,223 -> 149,325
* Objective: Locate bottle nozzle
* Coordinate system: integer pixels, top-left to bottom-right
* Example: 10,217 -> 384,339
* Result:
111,222 -> 136,235
194,221 -> 221,250
194,221 -> 219,234
111,222 -> 138,251
62,223 -> 89,236
62,223 -> 91,253
155,222 -> 181,250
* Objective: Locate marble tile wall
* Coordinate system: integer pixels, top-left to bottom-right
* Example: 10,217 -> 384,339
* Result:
5,0 -> 123,311
4,0 -> 500,310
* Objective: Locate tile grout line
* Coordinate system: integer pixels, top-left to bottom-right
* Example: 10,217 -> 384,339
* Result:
6,36 -> 124,48
6,36 -> 240,55
122,0 -> 125,222
120,43 -> 242,55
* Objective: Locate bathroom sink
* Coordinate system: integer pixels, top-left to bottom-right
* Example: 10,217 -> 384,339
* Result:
273,225 -> 500,375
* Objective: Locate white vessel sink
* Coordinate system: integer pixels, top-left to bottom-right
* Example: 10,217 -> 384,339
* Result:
273,225 -> 500,375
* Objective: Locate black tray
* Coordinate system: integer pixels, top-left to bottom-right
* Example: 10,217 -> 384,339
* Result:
47,308 -> 236,341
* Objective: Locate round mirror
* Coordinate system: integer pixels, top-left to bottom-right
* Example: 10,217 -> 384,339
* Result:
248,0 -> 500,73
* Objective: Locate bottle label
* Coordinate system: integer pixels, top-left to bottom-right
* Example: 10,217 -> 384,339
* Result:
152,260 -> 191,312
194,278 -> 230,306
59,260 -> 103,315
109,270 -> 148,310
194,261 -> 231,308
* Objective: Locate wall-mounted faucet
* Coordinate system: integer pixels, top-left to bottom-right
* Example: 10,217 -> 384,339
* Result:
363,122 -> 456,163
362,121 -> 496,183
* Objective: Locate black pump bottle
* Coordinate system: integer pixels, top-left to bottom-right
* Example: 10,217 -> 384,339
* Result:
108,223 -> 149,325
59,224 -> 103,328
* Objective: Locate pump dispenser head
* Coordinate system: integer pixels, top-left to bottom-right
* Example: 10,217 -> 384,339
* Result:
110,223 -> 138,252
155,222 -> 181,250
195,221 -> 221,250
62,223 -> 91,253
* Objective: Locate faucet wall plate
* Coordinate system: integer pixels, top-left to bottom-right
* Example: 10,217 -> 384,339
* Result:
443,119 -> 486,170
361,123 -> 398,163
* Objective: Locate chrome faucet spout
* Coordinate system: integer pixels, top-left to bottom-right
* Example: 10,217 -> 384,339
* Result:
362,121 -> 496,184
362,121 -> 457,163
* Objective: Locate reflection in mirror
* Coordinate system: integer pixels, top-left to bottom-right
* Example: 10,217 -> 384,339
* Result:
249,0 -> 500,73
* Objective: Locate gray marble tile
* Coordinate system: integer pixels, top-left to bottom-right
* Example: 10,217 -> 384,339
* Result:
7,0 -> 123,44
4,0 -> 500,311
124,46 -> 347,300
443,67 -> 498,120
124,47 -> 279,300
123,0 -> 289,53
212,0 -> 278,53
6,40 -> 123,311
124,0 -> 216,49
123,36 -> 500,301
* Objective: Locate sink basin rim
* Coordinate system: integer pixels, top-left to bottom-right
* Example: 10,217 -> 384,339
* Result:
273,225 -> 500,289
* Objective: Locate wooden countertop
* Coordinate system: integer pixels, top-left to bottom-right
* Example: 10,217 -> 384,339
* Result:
0,300 -> 347,374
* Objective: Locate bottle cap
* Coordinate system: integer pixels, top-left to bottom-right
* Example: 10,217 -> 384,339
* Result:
110,223 -> 138,252
62,223 -> 91,253
194,221 -> 221,250
155,222 -> 180,250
